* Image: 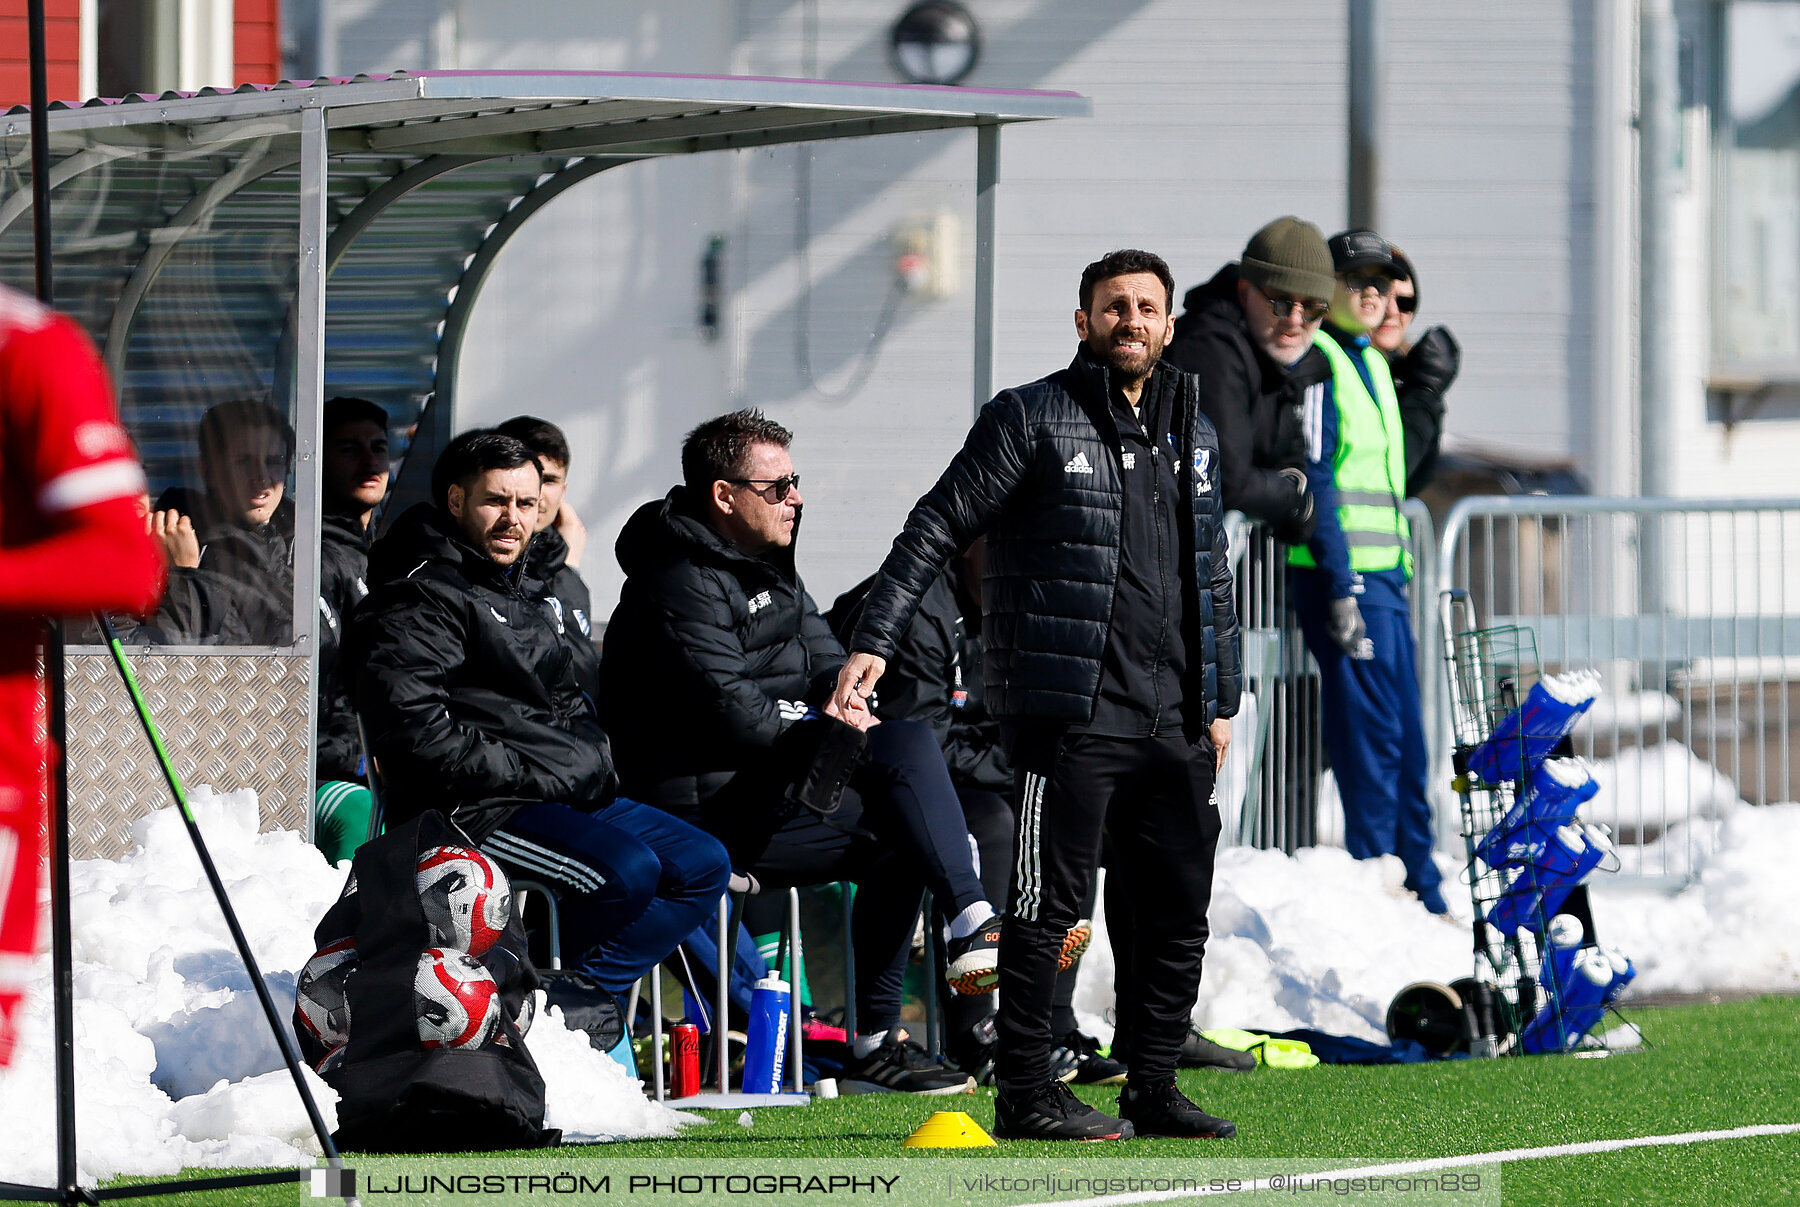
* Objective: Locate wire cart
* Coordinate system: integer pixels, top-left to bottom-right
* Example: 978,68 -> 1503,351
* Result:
1439,590 -> 1635,1057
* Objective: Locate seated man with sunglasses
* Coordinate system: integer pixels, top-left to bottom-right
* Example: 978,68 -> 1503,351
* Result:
1164,216 -> 1335,546
1287,229 -> 1448,917
600,409 -> 1023,1096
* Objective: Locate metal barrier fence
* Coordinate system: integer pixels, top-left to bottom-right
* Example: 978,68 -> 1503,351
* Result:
1435,496 -> 1800,885
1223,500 -> 1436,853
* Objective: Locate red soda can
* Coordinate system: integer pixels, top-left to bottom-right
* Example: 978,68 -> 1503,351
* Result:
669,1023 -> 701,1097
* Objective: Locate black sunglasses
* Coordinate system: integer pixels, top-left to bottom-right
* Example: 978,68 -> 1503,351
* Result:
731,474 -> 801,500
1263,292 -> 1331,322
1343,272 -> 1395,297
1394,294 -> 1417,314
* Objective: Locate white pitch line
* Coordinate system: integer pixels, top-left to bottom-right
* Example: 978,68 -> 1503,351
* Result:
1012,1122 -> 1800,1207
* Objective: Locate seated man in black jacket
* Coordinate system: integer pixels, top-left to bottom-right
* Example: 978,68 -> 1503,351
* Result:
601,409 -> 1036,1096
1164,215 -> 1335,543
313,396 -> 390,864
497,415 -> 599,700
145,399 -> 294,645
351,429 -> 730,999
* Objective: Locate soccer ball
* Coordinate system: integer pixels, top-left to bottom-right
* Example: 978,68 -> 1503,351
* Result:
415,845 -> 511,956
415,948 -> 501,1049
295,937 -> 358,1050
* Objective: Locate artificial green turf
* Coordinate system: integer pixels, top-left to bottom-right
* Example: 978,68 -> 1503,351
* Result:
84,995 -> 1800,1206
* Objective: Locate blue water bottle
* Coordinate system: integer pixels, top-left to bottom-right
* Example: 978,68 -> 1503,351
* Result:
741,975 -> 791,1093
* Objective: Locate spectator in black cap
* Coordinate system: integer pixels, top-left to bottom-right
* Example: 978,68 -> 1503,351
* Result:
1369,246 -> 1459,495
1286,229 -> 1447,915
1164,216 -> 1334,545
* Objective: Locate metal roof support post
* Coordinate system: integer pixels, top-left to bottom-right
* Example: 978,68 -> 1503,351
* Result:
295,103 -> 328,829
972,120 -> 999,417
430,156 -> 621,447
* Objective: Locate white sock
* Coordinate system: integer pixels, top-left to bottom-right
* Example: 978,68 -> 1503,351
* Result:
947,900 -> 998,941
852,1030 -> 888,1058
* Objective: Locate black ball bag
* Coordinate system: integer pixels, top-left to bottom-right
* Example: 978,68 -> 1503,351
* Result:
301,810 -> 560,1153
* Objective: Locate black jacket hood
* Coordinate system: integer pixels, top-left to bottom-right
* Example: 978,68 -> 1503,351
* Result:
1178,263 -> 1246,332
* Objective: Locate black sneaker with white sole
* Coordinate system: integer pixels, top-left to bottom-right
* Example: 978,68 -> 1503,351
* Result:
945,916 -> 1093,996
1050,1030 -> 1128,1085
1118,1082 -> 1237,1138
944,919 -> 1003,995
993,1080 -> 1134,1141
841,1030 -> 975,1095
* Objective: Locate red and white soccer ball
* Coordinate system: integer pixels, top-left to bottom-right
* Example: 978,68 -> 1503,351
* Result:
415,844 -> 511,956
414,948 -> 501,1049
295,937 -> 358,1050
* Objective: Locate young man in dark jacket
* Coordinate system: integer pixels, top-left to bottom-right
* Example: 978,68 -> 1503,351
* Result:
312,397 -> 390,862
837,250 -> 1243,1141
600,409 -> 1026,1096
350,430 -> 729,998
1163,216 -> 1334,544
497,415 -> 598,700
150,399 -> 296,645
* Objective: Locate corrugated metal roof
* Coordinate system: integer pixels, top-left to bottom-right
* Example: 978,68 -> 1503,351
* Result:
0,71 -> 1087,492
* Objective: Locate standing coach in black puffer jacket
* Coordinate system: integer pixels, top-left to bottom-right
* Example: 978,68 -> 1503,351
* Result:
836,250 -> 1243,1144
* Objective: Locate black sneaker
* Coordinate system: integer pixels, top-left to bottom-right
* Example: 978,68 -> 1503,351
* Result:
1050,1030 -> 1129,1085
1178,1028 -> 1257,1072
1118,1083 -> 1237,1138
993,1080 -> 1134,1141
945,916 -> 1092,995
841,1030 -> 975,1096
946,1014 -> 998,1085
944,919 -> 1003,995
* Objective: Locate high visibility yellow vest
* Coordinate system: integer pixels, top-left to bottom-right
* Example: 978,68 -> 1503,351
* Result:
1288,330 -> 1412,576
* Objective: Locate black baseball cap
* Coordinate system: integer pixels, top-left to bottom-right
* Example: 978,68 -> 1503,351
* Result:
1326,228 -> 1398,276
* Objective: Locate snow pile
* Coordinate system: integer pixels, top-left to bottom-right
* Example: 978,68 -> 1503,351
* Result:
1582,742 -> 1748,836
1590,802 -> 1800,995
1076,846 -> 1473,1044
1077,799 -> 1800,1044
0,786 -> 690,1186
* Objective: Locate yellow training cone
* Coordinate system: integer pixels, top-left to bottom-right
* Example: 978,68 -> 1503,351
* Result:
903,1110 -> 998,1148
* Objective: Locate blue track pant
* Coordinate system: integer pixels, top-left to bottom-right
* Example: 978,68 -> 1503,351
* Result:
1290,574 -> 1442,895
482,798 -> 731,995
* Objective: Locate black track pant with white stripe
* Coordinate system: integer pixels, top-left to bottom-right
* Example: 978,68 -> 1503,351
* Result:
998,729 -> 1220,1096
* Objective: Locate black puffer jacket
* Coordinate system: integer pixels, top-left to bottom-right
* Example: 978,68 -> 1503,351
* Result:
830,564 -> 1009,793
599,487 -> 846,814
316,512 -> 371,782
1163,265 -> 1330,544
521,523 -> 601,702
850,348 -> 1242,727
348,503 -> 615,840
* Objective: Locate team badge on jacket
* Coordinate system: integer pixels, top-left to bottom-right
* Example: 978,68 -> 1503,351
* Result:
1192,448 -> 1215,496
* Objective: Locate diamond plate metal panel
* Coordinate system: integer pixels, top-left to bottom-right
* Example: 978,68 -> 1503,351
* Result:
64,653 -> 311,860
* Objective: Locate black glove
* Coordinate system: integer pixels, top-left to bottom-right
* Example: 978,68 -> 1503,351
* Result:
1276,467 -> 1314,525
1329,596 -> 1374,660
1270,466 -> 1317,546
1402,326 -> 1461,396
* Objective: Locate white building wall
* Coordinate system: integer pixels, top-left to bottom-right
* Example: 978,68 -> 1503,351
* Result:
323,0 -> 1623,613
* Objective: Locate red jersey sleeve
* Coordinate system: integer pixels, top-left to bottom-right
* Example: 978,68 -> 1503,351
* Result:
0,286 -> 163,617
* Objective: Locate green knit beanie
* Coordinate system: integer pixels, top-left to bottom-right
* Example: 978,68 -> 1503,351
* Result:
1239,216 -> 1334,303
